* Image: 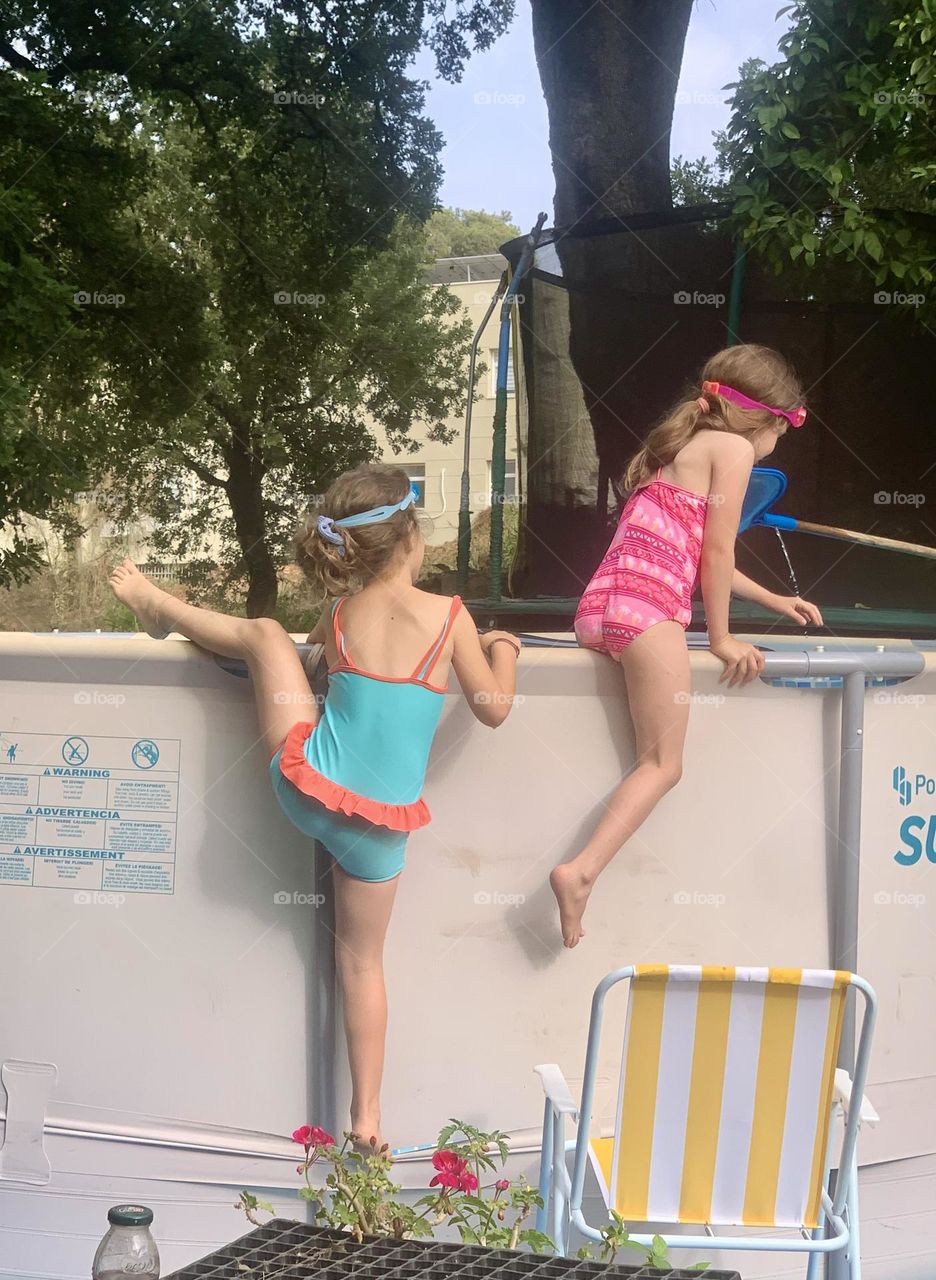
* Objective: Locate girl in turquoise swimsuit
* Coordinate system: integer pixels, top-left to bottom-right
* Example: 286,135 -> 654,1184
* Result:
109,463 -> 520,1146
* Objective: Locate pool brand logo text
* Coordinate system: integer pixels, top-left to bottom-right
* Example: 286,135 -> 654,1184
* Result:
892,765 -> 936,806
891,764 -> 936,865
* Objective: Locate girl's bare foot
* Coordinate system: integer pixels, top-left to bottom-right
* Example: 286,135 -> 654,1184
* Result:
350,1125 -> 386,1157
109,559 -> 173,639
349,1105 -> 384,1154
550,863 -> 591,948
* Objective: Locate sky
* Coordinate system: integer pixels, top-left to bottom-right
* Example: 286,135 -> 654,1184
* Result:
414,0 -> 794,231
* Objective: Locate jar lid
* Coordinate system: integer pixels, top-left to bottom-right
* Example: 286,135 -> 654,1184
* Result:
107,1204 -> 154,1227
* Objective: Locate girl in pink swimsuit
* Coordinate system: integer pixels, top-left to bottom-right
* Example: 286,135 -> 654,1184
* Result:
553,344 -> 824,947
574,467 -> 708,656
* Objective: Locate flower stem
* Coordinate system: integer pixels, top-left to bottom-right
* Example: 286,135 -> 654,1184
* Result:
480,1186 -> 500,1242
334,1169 -> 374,1236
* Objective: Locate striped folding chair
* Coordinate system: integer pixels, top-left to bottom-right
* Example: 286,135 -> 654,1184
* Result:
535,965 -> 877,1276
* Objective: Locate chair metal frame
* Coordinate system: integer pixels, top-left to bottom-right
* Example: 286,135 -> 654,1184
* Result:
535,965 -> 877,1274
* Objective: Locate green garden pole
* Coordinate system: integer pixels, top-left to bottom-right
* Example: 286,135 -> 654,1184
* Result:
457,274 -> 507,593
727,240 -> 747,346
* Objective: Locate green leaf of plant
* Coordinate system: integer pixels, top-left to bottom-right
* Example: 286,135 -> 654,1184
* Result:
518,1229 -> 555,1254
436,1122 -> 458,1148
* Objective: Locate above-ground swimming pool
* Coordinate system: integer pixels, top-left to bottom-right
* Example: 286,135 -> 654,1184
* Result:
0,629 -> 934,1278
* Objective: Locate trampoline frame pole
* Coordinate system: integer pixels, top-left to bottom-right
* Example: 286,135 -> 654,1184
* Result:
457,273 -> 508,593
727,240 -> 747,346
489,314 -> 512,599
490,213 -> 546,600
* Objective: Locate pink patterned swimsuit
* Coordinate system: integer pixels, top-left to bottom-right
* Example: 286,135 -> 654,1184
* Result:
575,469 -> 708,656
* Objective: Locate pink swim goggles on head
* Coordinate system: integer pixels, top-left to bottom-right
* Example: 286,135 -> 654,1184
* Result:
701,380 -> 807,428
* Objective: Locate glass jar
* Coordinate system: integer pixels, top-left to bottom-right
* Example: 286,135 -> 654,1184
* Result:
91,1204 -> 160,1278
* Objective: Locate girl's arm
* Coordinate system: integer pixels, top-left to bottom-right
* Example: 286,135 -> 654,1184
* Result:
730,568 -> 777,608
701,436 -> 765,686
451,609 -> 520,727
303,612 -> 329,681
306,613 -> 328,645
731,569 -> 824,626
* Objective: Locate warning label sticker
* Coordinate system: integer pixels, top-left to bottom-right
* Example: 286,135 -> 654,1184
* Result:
0,732 -> 180,894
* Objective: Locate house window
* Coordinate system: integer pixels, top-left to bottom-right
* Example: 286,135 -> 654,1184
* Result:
487,459 -> 517,502
403,463 -> 426,508
489,349 -> 516,397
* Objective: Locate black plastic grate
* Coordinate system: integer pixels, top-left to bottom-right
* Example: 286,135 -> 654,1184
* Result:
164,1221 -> 741,1279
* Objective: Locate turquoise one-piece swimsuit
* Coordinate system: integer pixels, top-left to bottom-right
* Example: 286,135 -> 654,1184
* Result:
269,595 -> 462,882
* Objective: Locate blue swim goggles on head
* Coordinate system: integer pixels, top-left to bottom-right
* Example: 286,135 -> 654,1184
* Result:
316,488 -> 418,556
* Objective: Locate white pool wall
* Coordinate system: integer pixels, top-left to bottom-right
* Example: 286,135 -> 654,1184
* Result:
0,632 -> 933,1276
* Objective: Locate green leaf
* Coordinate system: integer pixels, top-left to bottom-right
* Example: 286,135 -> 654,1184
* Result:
518,1229 -> 555,1254
436,1122 -> 458,1148
781,122 -> 801,138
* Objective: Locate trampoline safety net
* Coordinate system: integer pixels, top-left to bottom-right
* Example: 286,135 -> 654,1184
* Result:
498,207 -> 936,619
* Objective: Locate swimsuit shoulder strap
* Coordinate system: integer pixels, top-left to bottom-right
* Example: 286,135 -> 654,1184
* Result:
331,597 -> 354,667
412,596 -> 463,683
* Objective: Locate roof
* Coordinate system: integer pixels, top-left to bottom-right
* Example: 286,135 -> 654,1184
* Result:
426,253 -> 507,284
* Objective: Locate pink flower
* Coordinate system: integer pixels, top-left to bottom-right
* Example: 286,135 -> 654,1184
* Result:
495,1179 -> 510,1192
458,1169 -> 479,1192
430,1149 -> 468,1190
292,1124 -> 335,1150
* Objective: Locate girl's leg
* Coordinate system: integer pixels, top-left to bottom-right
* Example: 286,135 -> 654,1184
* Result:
110,560 -> 316,756
551,621 -> 690,947
332,865 -> 399,1147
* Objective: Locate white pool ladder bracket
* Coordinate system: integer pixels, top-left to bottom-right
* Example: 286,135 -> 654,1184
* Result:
0,1058 -> 58,1185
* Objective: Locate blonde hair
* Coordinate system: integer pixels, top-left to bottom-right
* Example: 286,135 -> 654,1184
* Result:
623,344 -> 804,491
294,464 -> 419,596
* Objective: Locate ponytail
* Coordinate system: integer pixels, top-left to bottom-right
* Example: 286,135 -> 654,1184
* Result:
623,400 -> 710,491
621,343 -> 804,494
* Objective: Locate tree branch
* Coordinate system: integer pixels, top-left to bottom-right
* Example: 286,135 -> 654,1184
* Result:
177,451 -> 227,489
0,41 -> 37,73
267,355 -> 363,417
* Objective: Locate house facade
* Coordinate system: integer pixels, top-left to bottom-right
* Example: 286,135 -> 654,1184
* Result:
373,252 -> 518,547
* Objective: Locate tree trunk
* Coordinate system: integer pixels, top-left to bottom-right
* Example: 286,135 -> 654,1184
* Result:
525,0 -> 694,594
531,0 -> 692,226
226,431 -> 278,618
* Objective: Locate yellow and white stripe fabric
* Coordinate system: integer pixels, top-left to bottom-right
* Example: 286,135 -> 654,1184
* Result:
588,965 -> 850,1230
